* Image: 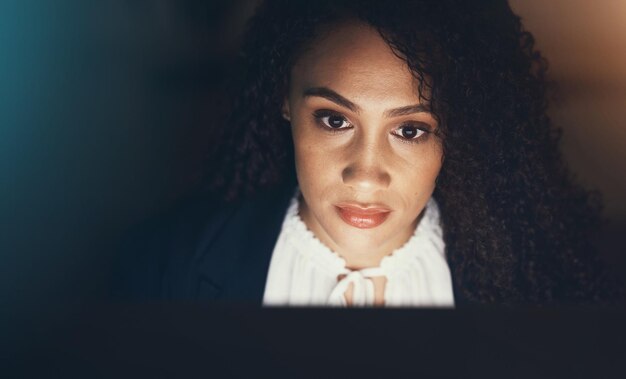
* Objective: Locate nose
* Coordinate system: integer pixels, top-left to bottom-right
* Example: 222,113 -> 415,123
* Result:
341,137 -> 391,192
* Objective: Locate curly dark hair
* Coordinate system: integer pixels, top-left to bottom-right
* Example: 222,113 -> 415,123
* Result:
203,0 -> 623,305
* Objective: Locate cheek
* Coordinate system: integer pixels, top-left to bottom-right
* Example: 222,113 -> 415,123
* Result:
398,143 -> 443,200
291,127 -> 338,188
415,147 -> 442,183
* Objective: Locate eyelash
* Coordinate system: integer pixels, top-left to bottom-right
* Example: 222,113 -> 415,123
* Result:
312,109 -> 431,144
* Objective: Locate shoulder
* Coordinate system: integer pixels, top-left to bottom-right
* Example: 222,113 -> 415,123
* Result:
110,182 -> 296,301
110,193 -> 236,300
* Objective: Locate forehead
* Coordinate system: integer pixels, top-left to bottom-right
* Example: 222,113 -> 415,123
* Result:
290,20 -> 422,103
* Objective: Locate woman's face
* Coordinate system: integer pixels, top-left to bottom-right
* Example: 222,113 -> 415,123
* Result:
283,21 -> 443,268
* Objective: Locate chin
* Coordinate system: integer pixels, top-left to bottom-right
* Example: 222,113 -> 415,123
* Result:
334,224 -> 391,243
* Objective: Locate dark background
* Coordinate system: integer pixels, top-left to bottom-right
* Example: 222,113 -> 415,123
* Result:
1,0 -> 257,315
2,0 -> 625,317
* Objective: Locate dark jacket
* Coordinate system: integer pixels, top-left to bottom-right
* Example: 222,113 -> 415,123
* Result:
112,181 -> 467,305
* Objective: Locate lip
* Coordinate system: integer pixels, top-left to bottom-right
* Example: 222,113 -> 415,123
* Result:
334,203 -> 391,229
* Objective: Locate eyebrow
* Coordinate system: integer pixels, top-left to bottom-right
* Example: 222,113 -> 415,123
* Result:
302,86 -> 429,117
303,87 -> 358,112
384,104 -> 429,118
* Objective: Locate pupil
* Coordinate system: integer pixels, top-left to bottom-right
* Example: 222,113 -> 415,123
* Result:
402,126 -> 417,138
329,115 -> 343,128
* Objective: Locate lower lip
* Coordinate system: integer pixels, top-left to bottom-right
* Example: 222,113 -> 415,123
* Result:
335,206 -> 391,229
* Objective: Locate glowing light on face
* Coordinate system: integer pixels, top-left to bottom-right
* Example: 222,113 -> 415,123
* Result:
283,21 -> 443,269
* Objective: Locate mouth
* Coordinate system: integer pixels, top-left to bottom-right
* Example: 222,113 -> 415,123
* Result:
334,203 -> 392,229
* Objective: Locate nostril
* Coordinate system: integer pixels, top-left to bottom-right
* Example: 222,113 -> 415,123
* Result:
342,166 -> 355,179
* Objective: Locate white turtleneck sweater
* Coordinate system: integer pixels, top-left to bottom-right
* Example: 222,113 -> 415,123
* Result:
262,188 -> 455,308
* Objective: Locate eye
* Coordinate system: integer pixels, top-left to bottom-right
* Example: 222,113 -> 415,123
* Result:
313,110 -> 353,130
391,123 -> 428,143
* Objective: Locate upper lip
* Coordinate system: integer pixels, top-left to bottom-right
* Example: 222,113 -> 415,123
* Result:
335,202 -> 391,213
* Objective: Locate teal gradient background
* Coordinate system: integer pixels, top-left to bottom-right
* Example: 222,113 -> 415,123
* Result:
1,0 -> 255,315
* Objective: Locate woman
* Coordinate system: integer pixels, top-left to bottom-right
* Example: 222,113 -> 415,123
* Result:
114,0 -> 622,306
